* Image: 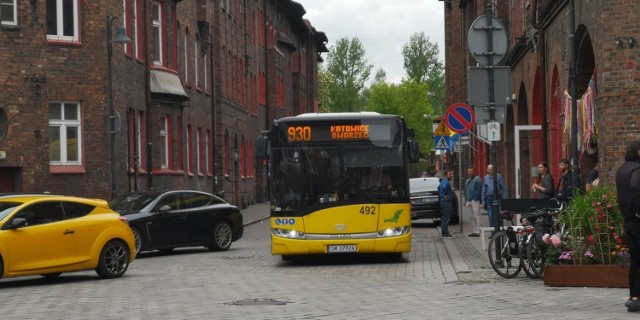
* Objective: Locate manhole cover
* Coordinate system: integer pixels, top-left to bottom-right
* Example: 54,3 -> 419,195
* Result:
228,298 -> 287,306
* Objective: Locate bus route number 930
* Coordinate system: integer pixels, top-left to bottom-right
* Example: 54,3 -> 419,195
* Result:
360,206 -> 376,215
288,126 -> 311,142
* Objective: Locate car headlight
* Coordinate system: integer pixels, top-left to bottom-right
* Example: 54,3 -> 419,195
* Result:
377,226 -> 410,237
272,228 -> 306,239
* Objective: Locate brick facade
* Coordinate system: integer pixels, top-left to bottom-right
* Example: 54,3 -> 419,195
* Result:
444,0 -> 640,198
0,0 -> 327,208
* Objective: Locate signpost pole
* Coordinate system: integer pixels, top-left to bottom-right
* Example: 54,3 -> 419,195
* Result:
486,9 -> 501,241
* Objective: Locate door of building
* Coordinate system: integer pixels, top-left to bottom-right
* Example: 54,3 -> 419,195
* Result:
0,168 -> 17,192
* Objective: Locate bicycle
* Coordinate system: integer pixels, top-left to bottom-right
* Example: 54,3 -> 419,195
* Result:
521,201 -> 566,279
488,202 -> 564,279
487,211 -> 532,278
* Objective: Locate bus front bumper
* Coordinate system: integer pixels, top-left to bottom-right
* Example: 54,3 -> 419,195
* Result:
272,233 -> 411,255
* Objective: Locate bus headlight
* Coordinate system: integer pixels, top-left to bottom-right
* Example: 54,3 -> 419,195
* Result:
377,226 -> 410,238
272,228 -> 306,239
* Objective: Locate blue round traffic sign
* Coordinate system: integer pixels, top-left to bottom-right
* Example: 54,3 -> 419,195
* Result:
445,103 -> 475,133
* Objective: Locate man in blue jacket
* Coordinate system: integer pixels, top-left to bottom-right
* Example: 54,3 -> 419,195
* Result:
481,164 -> 509,231
464,166 -> 482,237
438,169 -> 455,238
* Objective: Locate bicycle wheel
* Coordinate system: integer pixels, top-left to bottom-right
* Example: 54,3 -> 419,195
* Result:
520,234 -> 539,279
487,231 -> 522,278
526,235 -> 546,279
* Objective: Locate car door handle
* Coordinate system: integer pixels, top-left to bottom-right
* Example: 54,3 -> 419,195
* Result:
63,230 -> 75,235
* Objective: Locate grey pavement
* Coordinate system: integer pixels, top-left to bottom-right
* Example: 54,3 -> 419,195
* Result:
0,198 -> 634,319
240,195 -> 493,280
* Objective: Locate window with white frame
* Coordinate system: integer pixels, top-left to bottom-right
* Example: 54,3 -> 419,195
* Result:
132,0 -> 139,58
184,30 -> 189,82
195,37 -> 200,87
46,0 -> 79,41
49,102 -> 81,165
136,112 -> 143,168
204,130 -> 210,174
1,0 -> 17,25
160,116 -> 168,168
196,128 -> 201,173
151,1 -> 163,65
186,125 -> 192,173
204,46 -> 208,91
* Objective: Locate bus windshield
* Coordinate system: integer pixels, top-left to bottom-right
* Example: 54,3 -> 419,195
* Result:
271,144 -> 407,213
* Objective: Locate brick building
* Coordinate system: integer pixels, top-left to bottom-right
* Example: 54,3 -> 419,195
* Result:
0,0 -> 327,208
443,0 -> 640,198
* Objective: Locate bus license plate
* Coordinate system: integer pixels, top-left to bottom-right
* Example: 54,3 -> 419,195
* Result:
327,245 -> 357,253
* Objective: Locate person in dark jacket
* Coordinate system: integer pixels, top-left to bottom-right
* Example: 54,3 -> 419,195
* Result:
616,140 -> 640,312
531,161 -> 555,199
438,169 -> 455,238
556,159 -> 574,201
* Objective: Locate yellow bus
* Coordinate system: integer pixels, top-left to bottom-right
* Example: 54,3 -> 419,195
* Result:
256,112 -> 420,259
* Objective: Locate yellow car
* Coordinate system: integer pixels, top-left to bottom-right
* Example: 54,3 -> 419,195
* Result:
0,194 -> 135,279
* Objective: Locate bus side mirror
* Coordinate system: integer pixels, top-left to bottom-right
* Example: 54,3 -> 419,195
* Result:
409,140 -> 420,163
256,135 -> 270,160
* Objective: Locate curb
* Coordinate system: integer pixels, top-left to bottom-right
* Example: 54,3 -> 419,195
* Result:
243,215 -> 270,227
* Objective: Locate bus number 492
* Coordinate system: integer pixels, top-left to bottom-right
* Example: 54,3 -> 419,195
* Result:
360,206 -> 376,215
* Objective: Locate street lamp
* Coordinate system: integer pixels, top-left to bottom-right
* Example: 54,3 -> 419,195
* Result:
107,16 -> 131,199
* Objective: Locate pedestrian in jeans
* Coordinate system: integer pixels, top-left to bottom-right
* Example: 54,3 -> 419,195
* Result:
615,141 -> 640,312
438,169 -> 455,238
481,164 -> 509,234
464,166 -> 482,237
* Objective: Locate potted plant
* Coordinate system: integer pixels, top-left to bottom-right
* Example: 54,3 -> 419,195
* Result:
543,186 -> 630,287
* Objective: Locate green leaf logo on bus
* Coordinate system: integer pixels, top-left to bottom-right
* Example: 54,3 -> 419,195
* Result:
384,209 -> 403,223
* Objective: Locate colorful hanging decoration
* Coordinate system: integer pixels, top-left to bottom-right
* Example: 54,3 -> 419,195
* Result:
562,71 -> 598,155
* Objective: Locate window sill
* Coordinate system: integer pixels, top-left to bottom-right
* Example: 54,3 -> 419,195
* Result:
50,165 -> 86,175
152,168 -> 183,176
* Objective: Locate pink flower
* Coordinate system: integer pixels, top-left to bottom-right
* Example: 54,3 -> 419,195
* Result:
542,234 -> 551,244
550,234 -> 561,247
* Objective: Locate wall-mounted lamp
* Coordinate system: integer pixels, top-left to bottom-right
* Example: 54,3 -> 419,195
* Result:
615,36 -> 636,48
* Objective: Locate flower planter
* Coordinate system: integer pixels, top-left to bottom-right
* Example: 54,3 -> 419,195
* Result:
544,264 -> 629,288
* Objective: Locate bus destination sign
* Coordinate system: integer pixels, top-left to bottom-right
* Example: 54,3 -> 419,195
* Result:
286,123 -> 385,143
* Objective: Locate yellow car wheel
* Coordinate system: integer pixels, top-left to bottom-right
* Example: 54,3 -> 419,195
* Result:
95,240 -> 130,279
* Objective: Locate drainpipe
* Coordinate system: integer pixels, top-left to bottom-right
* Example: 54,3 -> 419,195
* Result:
263,0 -> 269,130
569,0 -> 580,191
531,0 -> 548,162
210,20 -> 217,194
144,0 -> 153,190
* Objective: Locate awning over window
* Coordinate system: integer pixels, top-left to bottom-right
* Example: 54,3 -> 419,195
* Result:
150,69 -> 189,102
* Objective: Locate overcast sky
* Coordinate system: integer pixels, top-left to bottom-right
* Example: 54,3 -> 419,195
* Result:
295,0 -> 446,84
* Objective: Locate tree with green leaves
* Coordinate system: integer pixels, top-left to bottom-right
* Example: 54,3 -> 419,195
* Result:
325,37 -> 373,112
317,68 -> 333,113
367,81 -> 434,158
402,32 -> 445,115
